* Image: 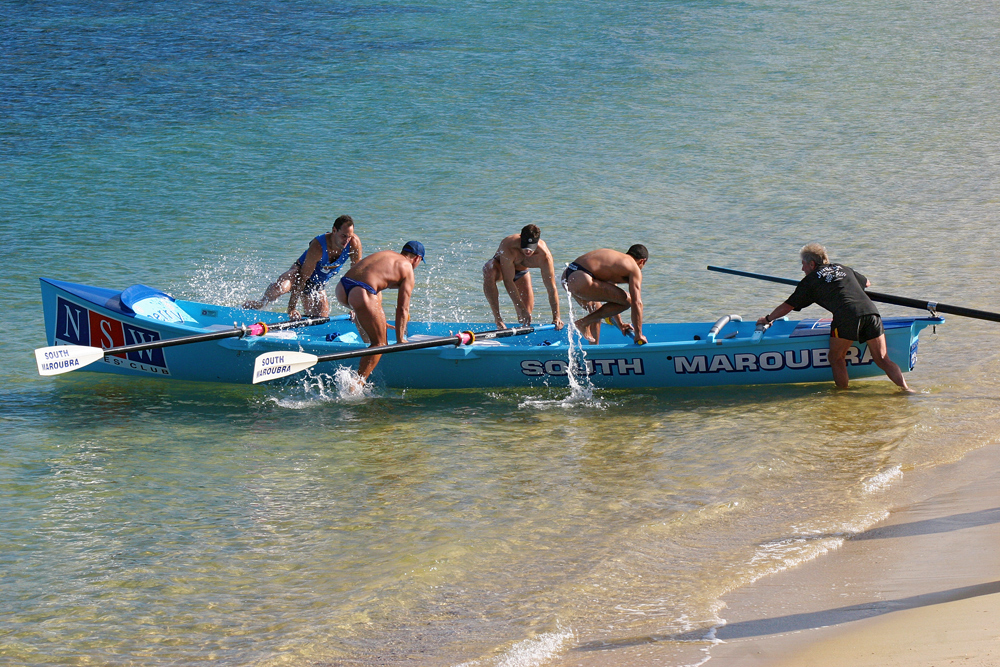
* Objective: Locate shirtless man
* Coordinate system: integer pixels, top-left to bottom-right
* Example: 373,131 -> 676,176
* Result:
482,224 -> 563,330
335,241 -> 424,381
242,215 -> 361,319
561,245 -> 648,345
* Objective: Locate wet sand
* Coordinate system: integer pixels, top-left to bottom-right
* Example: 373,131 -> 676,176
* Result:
710,442 -> 1000,667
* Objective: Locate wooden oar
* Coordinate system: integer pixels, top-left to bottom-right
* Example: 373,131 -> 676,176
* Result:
252,323 -> 556,384
35,315 -> 340,376
708,265 -> 998,323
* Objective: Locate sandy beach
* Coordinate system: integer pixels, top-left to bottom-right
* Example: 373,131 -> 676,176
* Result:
710,441 -> 1000,667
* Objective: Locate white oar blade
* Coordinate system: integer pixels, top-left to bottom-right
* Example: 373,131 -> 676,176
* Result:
35,345 -> 106,376
252,351 -> 318,384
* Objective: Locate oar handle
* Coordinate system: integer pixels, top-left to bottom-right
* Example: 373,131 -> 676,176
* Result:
709,265 -> 994,323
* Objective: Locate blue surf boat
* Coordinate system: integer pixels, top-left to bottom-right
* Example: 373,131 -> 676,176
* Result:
38,278 -> 943,389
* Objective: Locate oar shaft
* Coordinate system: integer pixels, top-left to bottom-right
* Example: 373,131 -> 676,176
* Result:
105,316 -> 332,355
708,265 -> 1000,323
314,324 -> 549,363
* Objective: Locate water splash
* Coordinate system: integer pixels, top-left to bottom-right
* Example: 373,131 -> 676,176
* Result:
519,287 -> 606,410
264,367 -> 375,408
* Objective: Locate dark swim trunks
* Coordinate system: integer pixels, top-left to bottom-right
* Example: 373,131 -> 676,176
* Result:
513,269 -> 528,282
339,276 -> 378,298
832,313 -> 883,342
561,261 -> 595,284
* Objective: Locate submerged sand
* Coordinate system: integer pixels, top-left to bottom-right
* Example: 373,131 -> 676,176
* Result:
710,441 -> 1000,667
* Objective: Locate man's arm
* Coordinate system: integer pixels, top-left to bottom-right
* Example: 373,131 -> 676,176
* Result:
394,270 -> 414,344
286,241 -> 320,318
349,235 -> 363,265
628,270 -> 645,344
539,251 -> 563,329
757,302 -> 794,325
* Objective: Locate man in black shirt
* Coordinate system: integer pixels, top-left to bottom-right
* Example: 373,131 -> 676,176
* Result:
757,244 -> 912,391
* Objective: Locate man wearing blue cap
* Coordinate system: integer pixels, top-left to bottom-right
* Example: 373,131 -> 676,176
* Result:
335,241 -> 424,381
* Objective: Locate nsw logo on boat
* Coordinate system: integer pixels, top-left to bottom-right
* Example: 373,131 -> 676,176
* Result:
55,297 -> 170,375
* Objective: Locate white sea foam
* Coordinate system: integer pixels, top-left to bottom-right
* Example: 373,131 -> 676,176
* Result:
454,629 -> 575,667
518,291 -> 605,410
863,465 -> 903,494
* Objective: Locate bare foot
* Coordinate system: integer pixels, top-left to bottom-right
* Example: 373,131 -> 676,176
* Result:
574,320 -> 596,344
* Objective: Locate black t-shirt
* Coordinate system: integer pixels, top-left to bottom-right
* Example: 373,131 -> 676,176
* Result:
785,264 -> 879,321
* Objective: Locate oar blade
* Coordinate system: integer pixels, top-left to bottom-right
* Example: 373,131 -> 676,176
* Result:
34,345 -> 106,376
252,351 -> 318,384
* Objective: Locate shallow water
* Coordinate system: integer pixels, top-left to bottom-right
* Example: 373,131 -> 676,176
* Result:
2,0 -> 999,665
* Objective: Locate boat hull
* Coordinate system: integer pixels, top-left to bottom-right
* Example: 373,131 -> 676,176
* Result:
40,278 -> 943,389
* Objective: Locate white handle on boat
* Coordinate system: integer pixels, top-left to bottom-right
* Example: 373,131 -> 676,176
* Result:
751,319 -> 774,343
706,314 -> 742,344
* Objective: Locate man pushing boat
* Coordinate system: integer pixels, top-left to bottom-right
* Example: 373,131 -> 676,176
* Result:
562,245 -> 648,345
756,243 -> 913,392
482,224 -> 564,331
242,215 -> 362,319
335,241 -> 424,382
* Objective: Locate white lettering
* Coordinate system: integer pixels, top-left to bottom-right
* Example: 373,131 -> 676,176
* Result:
617,358 -> 643,375
100,319 -> 117,349
784,349 -> 810,369
675,356 -> 707,374
734,353 -> 757,371
812,348 -> 830,367
520,360 -> 544,377
709,355 -> 735,372
61,303 -> 83,340
759,351 -> 784,370
592,359 -> 616,375
859,345 -> 873,364
544,360 -> 568,376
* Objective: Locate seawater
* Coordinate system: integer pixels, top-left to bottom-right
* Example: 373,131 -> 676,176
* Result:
2,0 -> 999,665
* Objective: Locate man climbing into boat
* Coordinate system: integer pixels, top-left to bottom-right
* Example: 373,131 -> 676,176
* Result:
756,243 -> 912,392
335,241 -> 424,382
482,224 -> 564,331
242,214 -> 362,319
561,245 -> 648,345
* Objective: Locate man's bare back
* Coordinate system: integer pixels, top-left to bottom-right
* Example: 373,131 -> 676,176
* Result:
342,250 -> 415,293
563,245 -> 648,345
335,243 -> 424,381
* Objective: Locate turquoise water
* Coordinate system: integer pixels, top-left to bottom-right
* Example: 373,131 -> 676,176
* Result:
2,0 -> 999,665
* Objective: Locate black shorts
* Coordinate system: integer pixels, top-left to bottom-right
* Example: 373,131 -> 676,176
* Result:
832,313 -> 883,342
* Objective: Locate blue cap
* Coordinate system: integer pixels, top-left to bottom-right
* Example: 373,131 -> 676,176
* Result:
402,240 -> 425,260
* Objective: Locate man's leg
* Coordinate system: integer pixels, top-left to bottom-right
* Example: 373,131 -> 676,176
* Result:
244,265 -> 299,309
515,272 -> 534,325
564,272 -> 629,343
301,289 -> 331,318
349,289 -> 387,380
482,260 -> 506,327
866,334 -> 911,391
828,336 -> 854,388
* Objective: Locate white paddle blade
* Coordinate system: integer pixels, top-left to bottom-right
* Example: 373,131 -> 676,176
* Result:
35,345 -> 107,376
252,351 -> 318,384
